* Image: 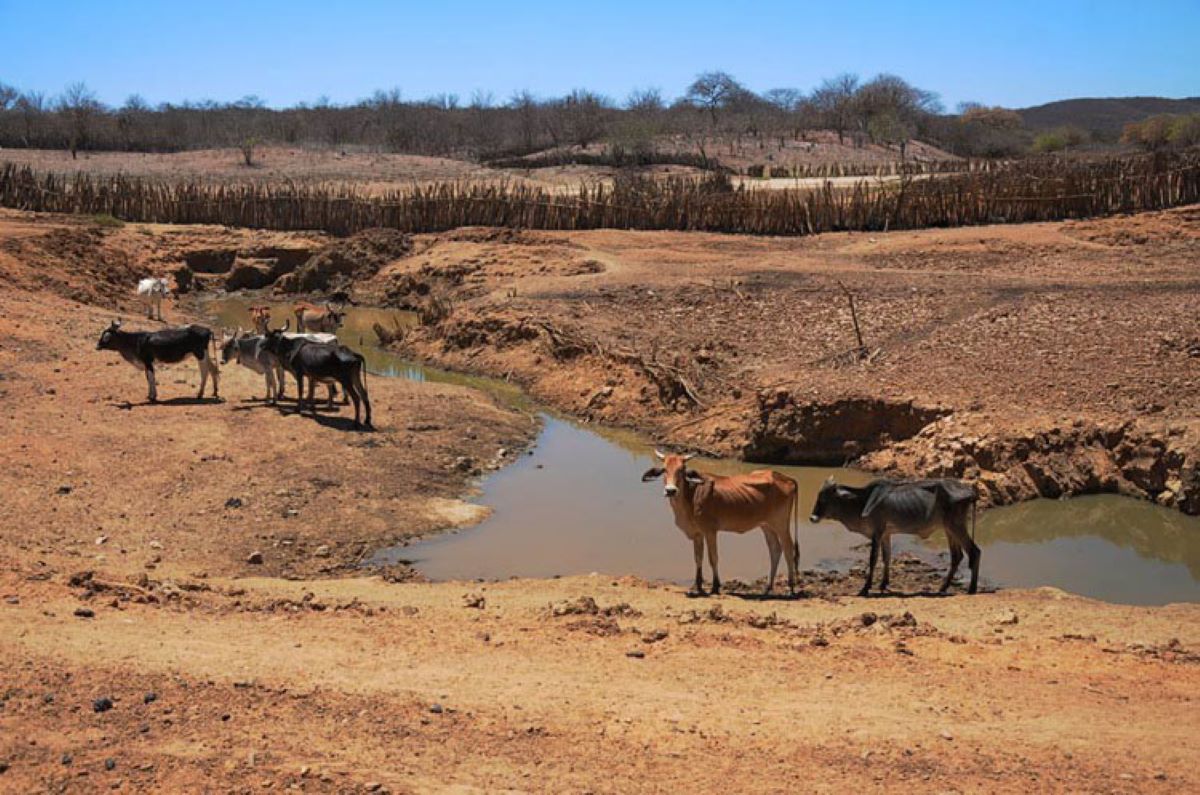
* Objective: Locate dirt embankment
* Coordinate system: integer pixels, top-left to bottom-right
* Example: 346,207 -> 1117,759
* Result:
365,206 -> 1200,514
1,209 -> 1199,792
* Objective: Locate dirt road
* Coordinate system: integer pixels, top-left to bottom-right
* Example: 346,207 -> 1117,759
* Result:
1,209 -> 1198,792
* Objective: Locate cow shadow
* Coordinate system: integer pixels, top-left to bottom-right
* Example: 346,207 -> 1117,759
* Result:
111,396 -> 224,410
229,399 -> 372,432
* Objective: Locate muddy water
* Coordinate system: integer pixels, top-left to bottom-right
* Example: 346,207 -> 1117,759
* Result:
206,298 -> 1200,605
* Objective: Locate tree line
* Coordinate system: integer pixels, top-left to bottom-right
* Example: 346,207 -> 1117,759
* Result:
0,72 -> 1181,165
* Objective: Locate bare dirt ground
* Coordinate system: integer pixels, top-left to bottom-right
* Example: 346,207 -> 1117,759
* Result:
2,209 -> 1199,792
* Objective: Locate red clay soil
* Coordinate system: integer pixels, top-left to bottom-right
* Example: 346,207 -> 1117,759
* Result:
0,209 -> 1198,792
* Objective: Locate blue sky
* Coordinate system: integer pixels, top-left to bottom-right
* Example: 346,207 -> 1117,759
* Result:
1,1 -> 1196,110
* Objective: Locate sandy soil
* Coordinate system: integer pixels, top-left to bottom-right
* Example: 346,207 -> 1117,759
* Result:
1,209 -> 1198,792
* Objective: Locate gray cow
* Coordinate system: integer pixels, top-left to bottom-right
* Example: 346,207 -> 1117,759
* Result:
220,329 -> 283,401
810,478 -> 980,596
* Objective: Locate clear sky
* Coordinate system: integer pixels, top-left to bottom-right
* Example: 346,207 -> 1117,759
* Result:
1,0 -> 1196,110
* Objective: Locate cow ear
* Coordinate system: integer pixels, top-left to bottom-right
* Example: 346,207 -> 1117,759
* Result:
684,470 -> 705,485
641,467 -> 664,482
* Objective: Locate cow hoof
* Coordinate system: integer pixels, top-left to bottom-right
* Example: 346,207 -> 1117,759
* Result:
858,587 -> 871,598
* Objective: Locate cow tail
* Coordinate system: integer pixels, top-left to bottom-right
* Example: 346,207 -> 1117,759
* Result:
791,484 -> 799,572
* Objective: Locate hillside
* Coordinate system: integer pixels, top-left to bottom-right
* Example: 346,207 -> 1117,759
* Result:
1019,96 -> 1200,135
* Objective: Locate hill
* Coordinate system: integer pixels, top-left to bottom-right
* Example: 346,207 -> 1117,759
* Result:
1019,96 -> 1200,136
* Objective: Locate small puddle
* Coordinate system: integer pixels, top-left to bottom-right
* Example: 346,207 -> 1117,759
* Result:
206,297 -> 1200,605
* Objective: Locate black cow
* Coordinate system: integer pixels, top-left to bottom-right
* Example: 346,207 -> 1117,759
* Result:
263,324 -> 372,429
96,320 -> 220,402
810,478 -> 980,596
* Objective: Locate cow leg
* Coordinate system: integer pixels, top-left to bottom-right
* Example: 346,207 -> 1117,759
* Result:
706,530 -> 721,595
354,367 -> 372,429
197,356 -> 208,399
762,528 -> 781,596
691,536 -> 705,596
879,534 -> 893,592
341,376 -> 362,427
207,356 -> 220,398
860,529 -> 881,597
940,538 -> 964,594
327,383 -> 337,409
958,512 -> 982,594
264,370 -> 276,402
965,538 -> 981,595
295,373 -> 307,414
144,366 -> 157,403
306,378 -> 319,414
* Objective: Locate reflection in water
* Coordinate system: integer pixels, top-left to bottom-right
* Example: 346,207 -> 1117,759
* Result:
964,496 -> 1200,605
206,297 -> 1200,605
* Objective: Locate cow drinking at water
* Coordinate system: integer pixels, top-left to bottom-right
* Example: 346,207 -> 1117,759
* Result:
96,320 -> 220,402
809,477 -> 980,595
293,301 -> 345,333
641,452 -> 799,596
263,323 -> 372,429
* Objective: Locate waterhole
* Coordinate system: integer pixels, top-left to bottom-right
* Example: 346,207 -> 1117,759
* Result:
207,297 -> 1200,605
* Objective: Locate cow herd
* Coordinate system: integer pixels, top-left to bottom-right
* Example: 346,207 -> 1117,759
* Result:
106,282 -> 981,596
97,293 -> 372,429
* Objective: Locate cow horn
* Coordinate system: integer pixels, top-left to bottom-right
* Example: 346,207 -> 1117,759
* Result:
682,453 -> 695,462
654,449 -> 666,460
280,319 -> 290,332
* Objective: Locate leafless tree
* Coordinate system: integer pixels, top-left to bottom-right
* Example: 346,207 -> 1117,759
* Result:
58,82 -> 101,159
811,73 -> 859,144
685,71 -> 745,126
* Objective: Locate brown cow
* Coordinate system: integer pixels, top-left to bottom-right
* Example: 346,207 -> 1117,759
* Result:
293,301 -> 345,334
642,452 -> 799,596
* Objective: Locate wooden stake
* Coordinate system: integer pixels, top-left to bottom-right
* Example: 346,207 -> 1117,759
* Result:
836,280 -> 866,356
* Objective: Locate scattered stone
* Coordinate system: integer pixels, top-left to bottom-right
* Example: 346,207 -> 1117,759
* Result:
143,692 -> 157,705
939,730 -> 954,741
148,540 -> 163,550
246,551 -> 264,565
225,497 -> 243,509
313,545 -> 331,558
626,649 -> 646,659
366,783 -> 383,792
429,703 -> 444,714
462,593 -> 486,609
92,697 -> 113,713
61,753 -> 72,765
641,629 -> 669,644
43,693 -> 54,704
95,535 -> 108,545
105,758 -> 116,771
992,609 -> 1019,626
56,485 -> 73,495
74,607 -> 94,618
221,713 -> 231,721
860,611 -> 878,627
